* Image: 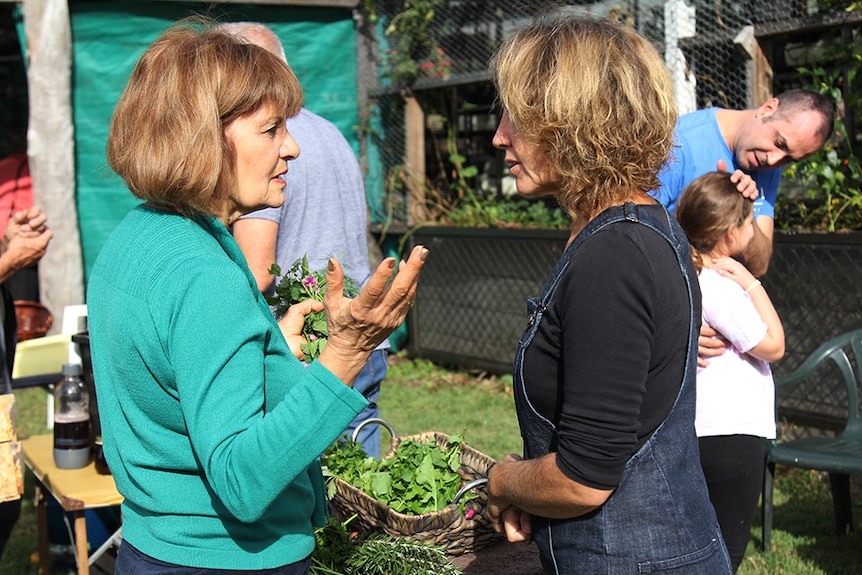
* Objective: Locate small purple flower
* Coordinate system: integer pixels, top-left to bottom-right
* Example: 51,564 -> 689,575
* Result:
302,276 -> 317,289
309,334 -> 318,340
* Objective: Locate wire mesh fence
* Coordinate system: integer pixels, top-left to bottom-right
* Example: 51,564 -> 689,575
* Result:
407,228 -> 862,433
359,1 -> 862,434
408,227 -> 568,374
766,232 -> 862,435
355,0 -> 861,226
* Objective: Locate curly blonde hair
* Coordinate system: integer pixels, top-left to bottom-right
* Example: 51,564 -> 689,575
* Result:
107,18 -> 303,217
492,14 -> 677,220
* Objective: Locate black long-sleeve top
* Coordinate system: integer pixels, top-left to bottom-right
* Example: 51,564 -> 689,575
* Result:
523,210 -> 700,491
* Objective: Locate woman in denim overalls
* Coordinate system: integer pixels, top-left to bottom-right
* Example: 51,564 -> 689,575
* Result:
485,15 -> 733,574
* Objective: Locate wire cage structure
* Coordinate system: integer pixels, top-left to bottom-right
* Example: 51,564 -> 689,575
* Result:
353,0 -> 862,437
765,233 -> 862,438
354,0 -> 861,228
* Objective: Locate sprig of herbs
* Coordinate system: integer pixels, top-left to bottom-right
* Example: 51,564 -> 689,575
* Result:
266,255 -> 358,363
311,516 -> 461,575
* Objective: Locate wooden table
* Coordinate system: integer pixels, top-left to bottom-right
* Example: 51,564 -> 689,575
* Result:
21,434 -> 123,575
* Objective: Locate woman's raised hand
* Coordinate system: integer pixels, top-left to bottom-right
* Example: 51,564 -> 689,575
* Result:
319,245 -> 429,384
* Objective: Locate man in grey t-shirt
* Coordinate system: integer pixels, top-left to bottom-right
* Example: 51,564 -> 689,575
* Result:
227,22 -> 388,458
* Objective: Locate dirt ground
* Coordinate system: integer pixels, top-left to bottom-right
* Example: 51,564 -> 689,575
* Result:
449,540 -> 543,575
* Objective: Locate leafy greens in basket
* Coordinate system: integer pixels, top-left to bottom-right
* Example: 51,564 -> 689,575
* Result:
323,434 -> 477,515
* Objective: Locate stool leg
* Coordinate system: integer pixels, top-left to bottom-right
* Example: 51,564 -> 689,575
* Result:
35,482 -> 50,575
74,511 -> 89,575
829,472 -> 854,536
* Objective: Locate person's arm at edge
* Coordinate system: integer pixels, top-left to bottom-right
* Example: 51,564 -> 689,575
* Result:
0,252 -> 22,284
697,324 -> 729,368
487,453 -> 612,537
710,255 -> 784,362
742,215 -> 774,278
233,217 -> 279,292
744,276 -> 785,362
0,227 -> 51,283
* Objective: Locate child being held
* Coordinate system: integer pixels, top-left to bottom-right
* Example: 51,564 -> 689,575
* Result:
676,171 -> 785,573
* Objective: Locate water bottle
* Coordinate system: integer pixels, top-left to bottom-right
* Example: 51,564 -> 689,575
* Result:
53,363 -> 91,469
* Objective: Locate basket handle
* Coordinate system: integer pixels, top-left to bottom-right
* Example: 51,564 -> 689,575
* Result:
452,478 -> 488,506
351,417 -> 397,443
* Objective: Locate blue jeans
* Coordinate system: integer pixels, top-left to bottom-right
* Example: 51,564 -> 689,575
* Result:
343,349 -> 387,458
115,541 -> 311,574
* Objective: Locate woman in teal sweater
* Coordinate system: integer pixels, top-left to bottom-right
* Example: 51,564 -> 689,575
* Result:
88,20 -> 427,574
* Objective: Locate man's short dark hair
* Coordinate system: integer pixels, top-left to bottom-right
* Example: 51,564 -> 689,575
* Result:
774,89 -> 836,144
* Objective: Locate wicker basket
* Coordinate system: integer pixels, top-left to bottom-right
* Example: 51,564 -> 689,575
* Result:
13,301 -> 52,341
327,419 -> 502,555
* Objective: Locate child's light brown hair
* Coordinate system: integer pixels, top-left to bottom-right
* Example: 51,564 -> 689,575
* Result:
676,171 -> 753,272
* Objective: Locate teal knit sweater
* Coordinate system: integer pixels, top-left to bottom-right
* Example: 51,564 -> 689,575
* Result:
87,204 -> 367,569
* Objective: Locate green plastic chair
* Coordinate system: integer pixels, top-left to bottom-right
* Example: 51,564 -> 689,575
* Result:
761,328 -> 862,551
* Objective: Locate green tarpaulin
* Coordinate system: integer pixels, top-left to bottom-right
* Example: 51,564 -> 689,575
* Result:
68,2 -> 362,280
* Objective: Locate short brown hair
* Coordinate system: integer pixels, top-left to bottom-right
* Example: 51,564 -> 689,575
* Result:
107,18 -> 303,217
771,89 -> 836,146
492,14 -> 677,220
676,171 -> 753,271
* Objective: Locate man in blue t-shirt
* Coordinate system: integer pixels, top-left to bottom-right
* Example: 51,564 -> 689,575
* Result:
654,89 -> 834,278
655,90 -> 834,367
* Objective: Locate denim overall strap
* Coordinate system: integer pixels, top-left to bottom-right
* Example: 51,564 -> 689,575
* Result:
513,202 -> 731,574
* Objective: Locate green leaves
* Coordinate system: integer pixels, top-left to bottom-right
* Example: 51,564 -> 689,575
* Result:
311,516 -> 461,575
323,434 -> 475,515
444,196 -> 571,228
266,255 -> 358,363
780,45 -> 862,232
382,0 -> 448,86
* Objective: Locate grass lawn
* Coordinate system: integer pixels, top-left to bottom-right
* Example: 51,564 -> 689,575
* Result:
1,354 -> 860,574
377,355 -> 862,575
